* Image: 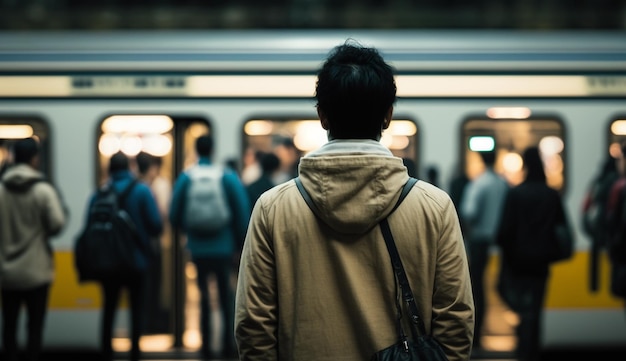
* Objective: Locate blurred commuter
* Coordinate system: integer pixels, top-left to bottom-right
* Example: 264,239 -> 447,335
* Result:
136,151 -> 170,219
605,143 -> 626,302
169,135 -> 250,359
241,147 -> 264,186
581,154 -> 618,291
135,151 -> 171,333
496,147 -> 574,361
235,41 -> 474,361
448,163 -> 470,234
85,152 -> 163,361
459,148 -> 508,350
245,151 -> 280,208
426,165 -> 440,187
402,157 -> 418,178
0,137 -> 67,361
272,137 -> 300,184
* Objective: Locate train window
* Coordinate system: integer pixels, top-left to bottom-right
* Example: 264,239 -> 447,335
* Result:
241,116 -> 419,181
0,117 -> 50,176
608,115 -> 626,157
462,110 -> 566,192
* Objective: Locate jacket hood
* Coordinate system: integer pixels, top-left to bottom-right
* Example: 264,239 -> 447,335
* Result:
297,140 -> 409,235
0,164 -> 44,193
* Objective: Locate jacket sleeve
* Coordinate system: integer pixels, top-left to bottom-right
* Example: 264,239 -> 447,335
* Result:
234,198 -> 278,361
432,197 -> 475,361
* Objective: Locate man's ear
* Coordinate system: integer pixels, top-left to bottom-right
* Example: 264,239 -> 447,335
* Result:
318,107 -> 329,130
383,106 -> 393,129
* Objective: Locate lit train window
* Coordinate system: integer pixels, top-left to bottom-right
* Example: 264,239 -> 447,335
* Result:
96,114 -> 211,186
462,110 -> 566,192
0,117 -> 50,177
242,116 -> 419,181
608,116 -> 626,158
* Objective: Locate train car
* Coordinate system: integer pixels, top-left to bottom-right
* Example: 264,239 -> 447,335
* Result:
1,29 -> 626,357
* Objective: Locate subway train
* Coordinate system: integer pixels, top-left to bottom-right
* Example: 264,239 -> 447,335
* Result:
1,29 -> 626,356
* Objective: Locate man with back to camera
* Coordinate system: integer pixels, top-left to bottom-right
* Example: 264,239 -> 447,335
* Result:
234,40 -> 475,361
460,148 -> 509,351
84,152 -> 163,361
0,137 -> 67,361
169,135 -> 251,360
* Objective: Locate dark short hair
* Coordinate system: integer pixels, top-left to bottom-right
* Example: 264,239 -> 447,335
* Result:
135,151 -> 152,175
479,150 -> 496,167
195,135 -> 213,157
13,137 -> 40,164
315,40 -> 397,140
109,152 -> 129,174
260,152 -> 280,174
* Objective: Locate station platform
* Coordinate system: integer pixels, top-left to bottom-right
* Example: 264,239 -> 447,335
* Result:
12,346 -> 626,361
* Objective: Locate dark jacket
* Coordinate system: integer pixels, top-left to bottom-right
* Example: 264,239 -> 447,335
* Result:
497,180 -> 568,276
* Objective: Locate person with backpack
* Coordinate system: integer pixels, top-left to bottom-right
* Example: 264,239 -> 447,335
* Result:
80,152 -> 163,361
169,135 -> 251,360
0,137 -> 67,361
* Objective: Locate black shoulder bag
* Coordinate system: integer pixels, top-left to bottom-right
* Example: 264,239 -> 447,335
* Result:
295,177 -> 449,361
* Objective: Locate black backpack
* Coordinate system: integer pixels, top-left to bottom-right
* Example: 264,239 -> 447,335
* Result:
74,179 -> 145,282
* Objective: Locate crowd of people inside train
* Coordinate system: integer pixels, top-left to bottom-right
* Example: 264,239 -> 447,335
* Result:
1,41 -> 626,361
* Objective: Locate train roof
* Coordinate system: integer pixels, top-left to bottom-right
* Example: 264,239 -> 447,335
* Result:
1,30 -> 626,73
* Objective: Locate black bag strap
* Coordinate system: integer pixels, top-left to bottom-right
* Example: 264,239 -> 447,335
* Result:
111,178 -> 148,254
379,177 -> 427,344
294,177 -> 323,219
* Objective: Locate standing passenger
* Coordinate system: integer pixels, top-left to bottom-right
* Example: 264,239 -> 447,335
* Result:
235,41 -> 474,361
581,154 -> 618,291
459,148 -> 509,350
85,152 -> 163,361
0,137 -> 67,361
271,137 -> 300,185
245,151 -> 280,209
169,135 -> 250,360
496,147 -> 573,361
135,151 -> 171,333
605,143 -> 626,302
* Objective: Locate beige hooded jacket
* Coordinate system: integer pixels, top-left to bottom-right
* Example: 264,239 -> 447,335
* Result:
0,164 -> 67,289
235,140 -> 474,361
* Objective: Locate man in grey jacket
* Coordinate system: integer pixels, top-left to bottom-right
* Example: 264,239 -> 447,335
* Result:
235,41 -> 474,360
0,137 -> 67,361
460,149 -> 509,350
